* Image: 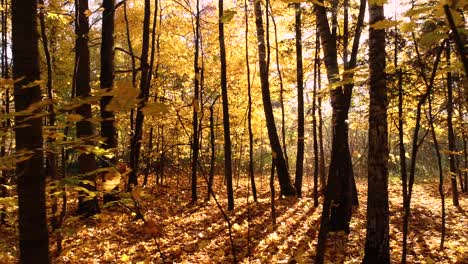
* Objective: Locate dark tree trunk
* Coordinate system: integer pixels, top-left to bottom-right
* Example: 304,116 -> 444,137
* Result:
219,0 -> 234,211
362,3 -> 390,263
294,3 -> 305,197
75,0 -> 100,217
254,0 -> 295,196
207,97 -> 219,200
245,0 -> 257,202
0,0 -> 8,225
427,91 -> 446,250
312,26 -> 320,207
128,0 -> 151,189
191,0 -> 201,203
317,40 -> 326,194
402,39 -> 444,263
445,42 -> 460,206
12,0 -> 50,261
100,0 -> 117,151
314,0 -> 365,261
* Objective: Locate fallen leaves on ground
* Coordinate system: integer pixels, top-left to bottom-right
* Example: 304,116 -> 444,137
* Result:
0,175 -> 467,263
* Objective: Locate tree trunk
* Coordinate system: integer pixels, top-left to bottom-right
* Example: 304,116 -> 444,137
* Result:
312,26 -> 320,207
254,0 -> 295,196
12,0 -> 50,261
269,3 -> 288,170
128,0 -> 151,189
191,0 -> 201,203
245,0 -> 257,202
219,0 -> 234,210
207,97 -> 219,200
314,0 -> 365,261
100,0 -> 117,151
75,0 -> 100,216
446,42 -> 460,206
294,3 -> 305,197
362,2 -> 390,262
427,91 -> 446,250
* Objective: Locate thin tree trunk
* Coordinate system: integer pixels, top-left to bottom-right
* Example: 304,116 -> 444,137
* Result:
245,0 -> 257,202
294,3 -> 305,197
254,0 -> 295,196
402,39 -> 444,264
191,0 -> 201,203
312,26 -> 320,207
445,42 -> 460,206
317,40 -> 326,194
123,1 -> 137,136
12,0 -> 50,261
128,0 -> 151,189
427,92 -> 446,250
219,0 -> 234,211
207,97 -> 219,200
269,3 -> 288,170
362,2 -> 390,262
270,162 -> 276,225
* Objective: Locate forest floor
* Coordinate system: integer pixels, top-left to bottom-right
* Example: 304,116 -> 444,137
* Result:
0,174 -> 467,264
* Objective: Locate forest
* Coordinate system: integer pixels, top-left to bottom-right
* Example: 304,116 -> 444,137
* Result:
0,0 -> 467,263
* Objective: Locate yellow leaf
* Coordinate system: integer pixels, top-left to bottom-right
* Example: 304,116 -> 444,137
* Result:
66,113 -> 84,122
120,254 -> 130,262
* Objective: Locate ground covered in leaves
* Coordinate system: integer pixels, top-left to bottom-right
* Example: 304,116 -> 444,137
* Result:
1,175 -> 467,263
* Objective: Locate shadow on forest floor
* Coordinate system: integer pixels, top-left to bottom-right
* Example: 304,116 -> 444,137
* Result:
0,174 -> 467,263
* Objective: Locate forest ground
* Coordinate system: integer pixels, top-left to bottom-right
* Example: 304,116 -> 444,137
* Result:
0,173 -> 467,263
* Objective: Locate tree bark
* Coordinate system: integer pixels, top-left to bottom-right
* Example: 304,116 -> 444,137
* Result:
191,0 -> 201,203
75,0 -> 100,216
100,0 -> 117,151
312,26 -> 320,207
254,0 -> 295,196
314,0 -> 365,261
362,2 -> 390,262
445,42 -> 460,206
12,0 -> 50,261
245,0 -> 257,202
128,0 -> 151,189
219,0 -> 234,210
294,3 -> 305,197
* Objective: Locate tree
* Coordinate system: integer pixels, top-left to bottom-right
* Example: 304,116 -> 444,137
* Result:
254,0 -> 295,196
294,2 -> 305,197
12,0 -> 49,261
245,0 -> 257,202
362,1 -> 390,262
445,42 -> 460,206
314,0 -> 365,261
219,0 -> 234,211
128,0 -> 151,189
75,0 -> 99,216
100,0 -> 117,152
191,0 -> 201,203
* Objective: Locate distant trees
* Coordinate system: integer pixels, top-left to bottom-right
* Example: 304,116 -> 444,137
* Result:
12,0 -> 50,262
